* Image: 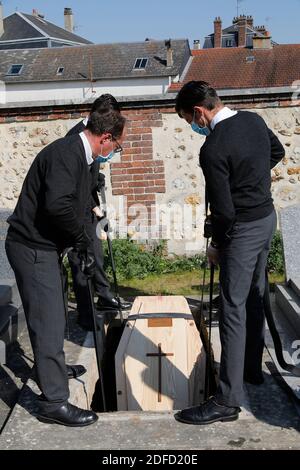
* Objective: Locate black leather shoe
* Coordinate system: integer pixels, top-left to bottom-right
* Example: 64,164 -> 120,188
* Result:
66,364 -> 87,380
97,296 -> 132,311
174,397 -> 240,425
36,402 -> 98,427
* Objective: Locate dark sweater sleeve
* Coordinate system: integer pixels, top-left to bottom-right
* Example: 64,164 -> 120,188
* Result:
201,145 -> 236,246
43,147 -> 84,242
268,128 -> 285,168
90,160 -> 100,208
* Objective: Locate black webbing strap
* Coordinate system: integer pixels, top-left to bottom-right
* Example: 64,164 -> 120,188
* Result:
126,313 -> 193,321
59,250 -> 70,340
87,277 -> 107,411
99,185 -> 124,323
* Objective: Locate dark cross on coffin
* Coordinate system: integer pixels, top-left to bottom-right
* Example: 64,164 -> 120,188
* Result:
146,343 -> 174,402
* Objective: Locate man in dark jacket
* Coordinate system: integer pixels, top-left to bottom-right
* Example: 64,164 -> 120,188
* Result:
174,81 -> 285,426
5,109 -> 126,426
67,95 -> 131,331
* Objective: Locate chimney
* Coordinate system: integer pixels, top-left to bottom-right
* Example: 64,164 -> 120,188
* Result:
255,25 -> 267,35
246,15 -> 254,28
165,39 -> 173,67
193,39 -> 201,50
253,30 -> 272,49
214,17 -> 222,48
238,15 -> 247,47
32,9 -> 38,17
0,2 -> 4,37
64,7 -> 74,33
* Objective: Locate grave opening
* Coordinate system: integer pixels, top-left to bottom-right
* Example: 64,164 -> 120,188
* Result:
90,296 -> 217,413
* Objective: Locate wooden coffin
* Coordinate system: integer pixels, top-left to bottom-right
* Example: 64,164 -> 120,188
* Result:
115,295 -> 206,411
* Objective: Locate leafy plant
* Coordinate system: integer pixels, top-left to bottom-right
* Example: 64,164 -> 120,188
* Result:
267,230 -> 285,274
103,238 -> 206,281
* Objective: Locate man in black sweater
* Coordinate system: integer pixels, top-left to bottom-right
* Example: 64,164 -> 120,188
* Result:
174,81 -> 285,425
5,109 -> 126,426
66,94 -> 131,331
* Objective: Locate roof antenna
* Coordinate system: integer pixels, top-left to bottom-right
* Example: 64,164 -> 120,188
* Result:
236,0 -> 244,17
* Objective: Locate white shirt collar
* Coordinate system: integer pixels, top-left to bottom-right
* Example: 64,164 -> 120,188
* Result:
79,131 -> 94,166
82,116 -> 89,126
210,106 -> 237,131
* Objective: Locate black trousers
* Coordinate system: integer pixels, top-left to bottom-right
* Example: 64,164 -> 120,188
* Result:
68,215 -> 111,321
216,210 -> 277,407
5,239 -> 69,411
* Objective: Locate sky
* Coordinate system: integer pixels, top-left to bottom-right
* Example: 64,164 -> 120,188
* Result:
2,0 -> 300,46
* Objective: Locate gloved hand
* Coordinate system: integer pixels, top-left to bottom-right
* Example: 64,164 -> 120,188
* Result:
79,252 -> 96,278
98,216 -> 110,233
207,242 -> 220,267
96,173 -> 105,192
73,228 -> 91,253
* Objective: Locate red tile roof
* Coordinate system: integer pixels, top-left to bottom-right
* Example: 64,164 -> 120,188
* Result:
170,45 -> 300,91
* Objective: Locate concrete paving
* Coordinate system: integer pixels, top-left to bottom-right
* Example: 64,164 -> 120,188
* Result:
1,377 -> 299,450
0,297 -> 299,450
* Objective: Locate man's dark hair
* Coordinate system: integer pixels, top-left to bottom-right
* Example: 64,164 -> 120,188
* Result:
175,81 -> 221,116
86,109 -> 125,139
91,94 -> 121,113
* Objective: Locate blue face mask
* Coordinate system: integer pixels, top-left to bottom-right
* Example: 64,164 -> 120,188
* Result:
191,122 -> 211,136
95,150 -> 115,164
191,109 -> 211,136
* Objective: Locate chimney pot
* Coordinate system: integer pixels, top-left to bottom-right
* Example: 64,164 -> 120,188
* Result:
246,15 -> 254,27
193,40 -> 201,50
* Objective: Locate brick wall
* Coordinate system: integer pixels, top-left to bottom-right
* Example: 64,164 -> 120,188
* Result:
110,109 -> 166,226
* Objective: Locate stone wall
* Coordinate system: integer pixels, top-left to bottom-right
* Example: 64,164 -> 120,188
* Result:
153,105 -> 300,254
0,119 -> 78,205
0,103 -> 299,255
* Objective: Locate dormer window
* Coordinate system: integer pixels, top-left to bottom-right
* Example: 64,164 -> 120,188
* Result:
57,67 -> 65,75
133,58 -> 148,69
7,64 -> 23,76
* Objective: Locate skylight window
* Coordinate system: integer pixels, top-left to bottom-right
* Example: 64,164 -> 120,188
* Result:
133,58 -> 148,69
7,64 -> 23,75
246,56 -> 255,63
57,67 -> 65,75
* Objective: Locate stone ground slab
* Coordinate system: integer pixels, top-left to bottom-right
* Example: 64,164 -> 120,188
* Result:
0,401 -> 299,450
280,204 -> 300,282
0,211 -> 13,280
1,297 -> 299,450
0,307 -> 97,432
265,296 -> 300,400
0,316 -> 32,432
